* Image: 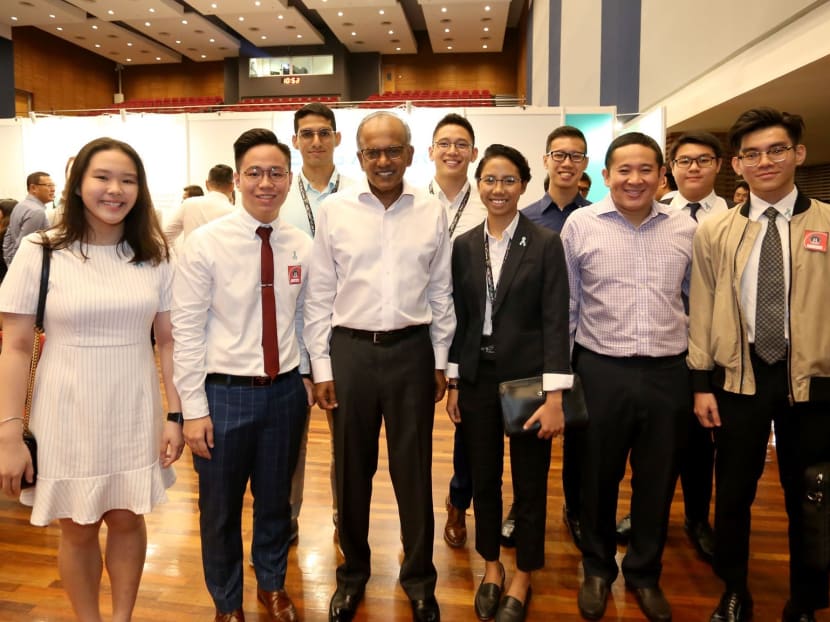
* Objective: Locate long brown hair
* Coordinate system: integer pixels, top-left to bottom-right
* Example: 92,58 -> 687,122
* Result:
0,198 -> 16,241
48,137 -> 169,264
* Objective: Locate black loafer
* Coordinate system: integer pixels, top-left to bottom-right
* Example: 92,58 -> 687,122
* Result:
578,576 -> 609,620
629,585 -> 671,622
495,586 -> 531,622
411,595 -> 440,622
328,588 -> 364,622
684,518 -> 715,564
563,505 -> 584,549
709,591 -> 753,622
782,600 -> 816,622
474,562 -> 505,620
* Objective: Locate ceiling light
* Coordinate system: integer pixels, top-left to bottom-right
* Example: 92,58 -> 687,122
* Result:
149,7 -> 155,13
444,28 -> 449,33
447,45 -> 452,50
297,34 -> 302,38
379,9 -> 384,14
277,14 -> 284,19
351,31 -> 356,36
201,54 -> 207,58
255,1 -> 261,5
175,40 -> 181,44
127,42 -> 133,46
388,30 -> 394,34
48,14 -> 55,19
396,47 -> 400,51
10,16 -> 18,21
485,5 -> 491,11
209,38 -> 215,42
238,16 -> 244,21
126,58 -> 132,62
211,3 -> 217,8
441,7 -> 447,13
56,26 -> 63,31
337,11 -> 343,17
94,43 -> 101,48
156,56 -> 161,60
261,35 -> 266,39
181,19 -> 188,24
107,9 -> 114,15
483,27 -> 489,32
92,24 -> 99,30
144,21 -> 150,27
482,44 -> 488,48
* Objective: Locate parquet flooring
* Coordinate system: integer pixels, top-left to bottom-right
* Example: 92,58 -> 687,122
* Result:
0,404 -> 823,621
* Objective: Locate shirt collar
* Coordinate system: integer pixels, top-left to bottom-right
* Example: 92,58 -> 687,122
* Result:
299,167 -> 339,193
541,191 -> 588,213
237,204 -> 280,235
596,194 -> 668,222
357,177 -> 415,207
748,186 -> 797,222
484,212 -> 520,241
430,178 -> 471,208
671,189 -> 719,211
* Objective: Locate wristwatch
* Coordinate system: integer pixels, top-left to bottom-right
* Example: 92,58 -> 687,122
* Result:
166,412 -> 184,425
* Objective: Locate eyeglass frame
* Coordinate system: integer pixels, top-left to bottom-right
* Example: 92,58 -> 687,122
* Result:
358,145 -> 407,161
671,154 -> 719,169
432,140 -> 473,152
297,128 -> 336,141
477,175 -> 522,188
545,150 -> 587,164
736,144 -> 794,167
241,166 -> 290,182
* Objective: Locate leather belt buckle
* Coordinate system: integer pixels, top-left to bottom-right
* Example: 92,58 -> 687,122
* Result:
372,332 -> 382,345
252,376 -> 272,386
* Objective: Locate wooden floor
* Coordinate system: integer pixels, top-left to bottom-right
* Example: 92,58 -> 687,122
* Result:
0,404 -> 823,621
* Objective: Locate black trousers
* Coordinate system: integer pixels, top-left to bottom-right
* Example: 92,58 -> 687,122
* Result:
562,425 -> 587,518
458,359 -> 552,571
678,409 -> 715,524
713,350 -> 830,611
330,326 -> 438,600
574,345 -> 690,587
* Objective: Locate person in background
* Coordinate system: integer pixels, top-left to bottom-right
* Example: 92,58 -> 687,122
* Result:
0,136 -> 184,621
427,112 -> 487,551
732,180 -> 750,206
447,143 -> 571,621
2,171 -> 54,266
173,128 -> 312,622
182,184 -> 204,200
163,164 -> 234,245
0,198 -> 17,284
689,107 -> 830,622
578,172 -> 592,199
655,168 -> 678,203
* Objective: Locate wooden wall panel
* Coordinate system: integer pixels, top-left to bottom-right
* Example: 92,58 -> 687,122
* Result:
122,60 -> 224,101
12,27 -> 115,112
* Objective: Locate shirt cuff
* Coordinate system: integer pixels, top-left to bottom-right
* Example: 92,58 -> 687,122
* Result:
311,358 -> 333,383
543,372 -> 574,393
433,346 -> 448,370
181,392 -> 210,421
446,362 -> 460,379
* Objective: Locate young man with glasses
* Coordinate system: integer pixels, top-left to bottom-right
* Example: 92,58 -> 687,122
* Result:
516,125 -> 591,551
427,113 -> 487,551
304,111 -> 454,622
689,108 -> 830,622
173,128 -> 313,622
279,102 -> 352,550
2,171 -> 54,266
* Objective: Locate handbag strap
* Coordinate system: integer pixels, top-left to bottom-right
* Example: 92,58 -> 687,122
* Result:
23,236 -> 51,434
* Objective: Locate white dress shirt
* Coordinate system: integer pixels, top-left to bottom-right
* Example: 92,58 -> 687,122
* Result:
280,168 -> 352,238
303,179 -> 456,382
428,178 -> 488,241
172,208 -> 312,420
739,187 -> 796,344
669,190 -> 728,223
163,191 -> 234,243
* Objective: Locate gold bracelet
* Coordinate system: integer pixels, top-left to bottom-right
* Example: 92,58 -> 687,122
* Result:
0,416 -> 24,426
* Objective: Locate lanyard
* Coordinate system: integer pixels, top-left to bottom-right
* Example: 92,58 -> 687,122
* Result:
298,173 -> 340,236
429,181 -> 471,237
484,233 -> 512,308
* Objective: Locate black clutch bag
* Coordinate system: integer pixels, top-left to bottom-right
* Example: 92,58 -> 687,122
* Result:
499,374 -> 588,437
21,431 -> 38,490
803,462 -> 830,571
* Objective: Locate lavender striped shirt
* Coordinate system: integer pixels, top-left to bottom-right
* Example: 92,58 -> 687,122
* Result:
561,195 -> 696,357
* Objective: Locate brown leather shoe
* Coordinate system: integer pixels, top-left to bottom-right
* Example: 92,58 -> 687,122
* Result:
214,608 -> 245,622
256,588 -> 298,622
444,496 -> 467,548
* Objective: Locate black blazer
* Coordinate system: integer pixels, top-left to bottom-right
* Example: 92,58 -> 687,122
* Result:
449,212 -> 571,383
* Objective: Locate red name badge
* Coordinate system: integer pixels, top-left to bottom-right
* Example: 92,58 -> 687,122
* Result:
804,230 -> 828,252
288,265 -> 302,284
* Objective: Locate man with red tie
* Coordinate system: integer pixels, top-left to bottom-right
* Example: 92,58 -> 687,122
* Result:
172,128 -> 313,622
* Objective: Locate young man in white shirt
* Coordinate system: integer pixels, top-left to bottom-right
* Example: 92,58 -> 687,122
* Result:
173,128 -> 312,622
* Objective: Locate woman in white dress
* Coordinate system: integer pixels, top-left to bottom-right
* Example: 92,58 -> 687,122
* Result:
0,136 -> 185,621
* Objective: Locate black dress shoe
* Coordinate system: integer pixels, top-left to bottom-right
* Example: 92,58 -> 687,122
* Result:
684,518 -> 715,563
628,585 -> 671,622
709,591 -> 753,622
616,514 -> 631,544
474,562 -> 505,620
495,586 -> 532,622
563,505 -> 584,549
328,588 -> 364,622
782,600 -> 816,622
578,576 -> 609,620
500,505 -> 516,548
411,595 -> 440,622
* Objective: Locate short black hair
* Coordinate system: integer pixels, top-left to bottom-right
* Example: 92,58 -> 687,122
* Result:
734,180 -> 749,192
432,113 -> 475,145
294,102 -> 337,133
474,144 -> 532,183
604,132 -> 664,169
27,171 -> 50,189
183,184 -> 204,198
545,126 -> 587,153
668,131 -> 724,161
233,128 -> 291,171
207,164 -> 234,187
728,107 -> 805,152
580,171 -> 591,185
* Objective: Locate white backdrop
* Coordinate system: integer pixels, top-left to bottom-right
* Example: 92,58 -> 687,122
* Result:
0,106 -> 621,214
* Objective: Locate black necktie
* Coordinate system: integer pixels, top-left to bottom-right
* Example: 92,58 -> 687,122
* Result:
687,202 -> 702,221
754,207 -> 786,364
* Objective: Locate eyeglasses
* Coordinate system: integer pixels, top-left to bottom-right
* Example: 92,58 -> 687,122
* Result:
359,146 -> 405,161
478,175 -> 520,188
433,140 -> 472,152
672,155 -> 718,168
297,128 -> 334,141
242,166 -> 289,182
737,145 -> 793,167
35,183 -> 56,188
546,150 -> 586,163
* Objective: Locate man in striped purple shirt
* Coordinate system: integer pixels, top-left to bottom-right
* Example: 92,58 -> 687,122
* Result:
561,132 -> 696,622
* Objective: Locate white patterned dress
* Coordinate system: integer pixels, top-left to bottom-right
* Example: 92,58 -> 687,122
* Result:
0,234 -> 176,526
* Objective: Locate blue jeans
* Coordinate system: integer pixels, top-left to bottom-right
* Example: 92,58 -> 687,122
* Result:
194,370 -> 306,612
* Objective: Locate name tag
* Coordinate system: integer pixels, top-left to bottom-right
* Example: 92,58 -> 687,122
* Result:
803,230 -> 828,252
288,265 -> 302,284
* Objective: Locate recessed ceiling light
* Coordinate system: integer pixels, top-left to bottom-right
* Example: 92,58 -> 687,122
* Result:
388,30 -> 394,35
444,28 -> 450,33
107,9 -> 114,15
297,34 -> 302,38
175,40 -> 181,44
441,7 -> 447,12
48,14 -> 55,19
209,38 -> 215,42
396,47 -> 401,51
126,58 -> 132,62
261,35 -> 266,39
144,22 -> 150,27
337,11 -> 343,17
92,24 -> 99,30
485,5 -> 491,11
255,1 -> 261,5
379,9 -> 384,14
181,19 -> 188,25
447,45 -> 452,50
277,14 -> 284,20
10,16 -> 18,21
149,7 -> 155,13
201,54 -> 207,58
94,43 -> 101,48
211,3 -> 217,8
56,26 -> 63,31
127,42 -> 133,46
483,27 -> 489,32
351,32 -> 356,36
156,56 -> 161,60
482,44 -> 488,48
238,16 -> 244,21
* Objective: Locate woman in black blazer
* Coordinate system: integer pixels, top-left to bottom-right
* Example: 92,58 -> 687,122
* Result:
446,144 -> 572,622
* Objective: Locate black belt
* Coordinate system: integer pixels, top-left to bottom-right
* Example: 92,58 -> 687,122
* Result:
335,324 -> 426,345
206,368 -> 297,387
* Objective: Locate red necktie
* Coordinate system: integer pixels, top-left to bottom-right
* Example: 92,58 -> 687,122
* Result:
256,226 -> 279,378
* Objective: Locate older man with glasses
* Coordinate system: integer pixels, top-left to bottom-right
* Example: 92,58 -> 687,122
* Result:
2,171 -> 54,266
